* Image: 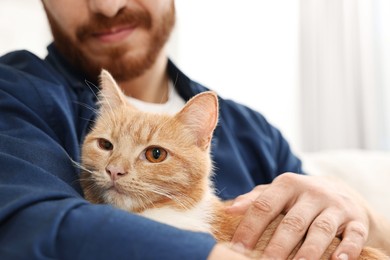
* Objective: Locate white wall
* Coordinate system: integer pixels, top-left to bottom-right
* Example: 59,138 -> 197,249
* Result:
172,0 -> 301,152
377,0 -> 390,150
299,0 -> 390,152
0,0 -> 302,152
0,0 -> 51,58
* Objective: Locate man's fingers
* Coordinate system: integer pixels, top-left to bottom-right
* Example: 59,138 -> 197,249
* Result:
230,184 -> 290,249
261,201 -> 322,259
294,210 -> 341,259
332,221 -> 368,260
225,185 -> 269,215
227,173 -> 373,259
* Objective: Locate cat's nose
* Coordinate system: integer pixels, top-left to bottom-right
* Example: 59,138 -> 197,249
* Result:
106,165 -> 128,181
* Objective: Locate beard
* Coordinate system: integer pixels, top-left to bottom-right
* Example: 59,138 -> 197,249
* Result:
44,3 -> 175,82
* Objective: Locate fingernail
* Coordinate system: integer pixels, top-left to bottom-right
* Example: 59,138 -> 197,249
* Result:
231,242 -> 246,254
338,253 -> 349,260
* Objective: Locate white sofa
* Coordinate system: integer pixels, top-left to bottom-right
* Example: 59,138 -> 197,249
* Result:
301,149 -> 390,221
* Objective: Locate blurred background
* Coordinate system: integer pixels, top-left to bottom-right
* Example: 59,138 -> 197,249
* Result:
1,0 -> 389,154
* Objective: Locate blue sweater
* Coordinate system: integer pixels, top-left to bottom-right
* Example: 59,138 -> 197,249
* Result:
0,44 -> 302,259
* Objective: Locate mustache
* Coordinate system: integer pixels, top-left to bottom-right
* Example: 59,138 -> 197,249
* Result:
76,8 -> 152,41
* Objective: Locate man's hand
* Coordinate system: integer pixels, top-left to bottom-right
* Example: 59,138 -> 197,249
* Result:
226,172 -> 374,260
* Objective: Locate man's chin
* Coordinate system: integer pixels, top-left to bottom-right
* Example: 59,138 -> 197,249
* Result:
99,56 -> 153,81
77,47 -> 144,80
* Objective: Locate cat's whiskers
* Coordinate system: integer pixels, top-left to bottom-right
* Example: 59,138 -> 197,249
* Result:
96,105 -> 116,131
76,166 -> 163,211
84,80 -> 100,99
73,164 -> 110,193
98,92 -> 120,130
72,99 -> 114,134
143,183 -> 195,210
119,181 -> 191,211
73,160 -> 111,196
72,160 -> 95,175
73,101 -> 99,114
84,79 -> 120,130
135,191 -> 155,212
67,153 -> 103,187
93,109 -> 112,131
156,178 -> 201,207
82,181 -> 101,195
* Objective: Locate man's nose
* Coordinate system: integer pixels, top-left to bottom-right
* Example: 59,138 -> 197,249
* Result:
88,0 -> 127,17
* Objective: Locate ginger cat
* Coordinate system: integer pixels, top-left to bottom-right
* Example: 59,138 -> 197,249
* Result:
80,70 -> 388,259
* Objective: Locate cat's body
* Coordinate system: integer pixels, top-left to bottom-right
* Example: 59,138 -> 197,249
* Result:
80,70 -> 387,259
139,187 -> 216,233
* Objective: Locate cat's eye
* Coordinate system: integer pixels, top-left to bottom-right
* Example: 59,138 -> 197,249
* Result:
144,146 -> 168,163
97,138 -> 113,151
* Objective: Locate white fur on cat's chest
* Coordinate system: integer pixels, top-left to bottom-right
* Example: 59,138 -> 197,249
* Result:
139,193 -> 214,233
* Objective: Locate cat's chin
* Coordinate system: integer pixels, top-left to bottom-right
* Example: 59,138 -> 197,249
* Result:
103,189 -> 140,212
107,185 -> 127,196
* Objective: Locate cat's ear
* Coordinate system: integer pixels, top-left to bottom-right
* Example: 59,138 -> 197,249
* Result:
98,69 -> 127,109
176,91 -> 219,150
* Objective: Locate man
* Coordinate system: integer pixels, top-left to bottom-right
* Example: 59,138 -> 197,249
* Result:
0,0 -> 388,259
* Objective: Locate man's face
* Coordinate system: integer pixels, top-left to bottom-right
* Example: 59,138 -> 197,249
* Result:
42,0 -> 175,81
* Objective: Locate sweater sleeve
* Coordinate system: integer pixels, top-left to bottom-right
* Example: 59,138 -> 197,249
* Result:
0,62 -> 216,259
211,98 -> 304,199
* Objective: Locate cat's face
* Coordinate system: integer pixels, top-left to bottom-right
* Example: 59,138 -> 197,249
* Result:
80,70 -> 218,213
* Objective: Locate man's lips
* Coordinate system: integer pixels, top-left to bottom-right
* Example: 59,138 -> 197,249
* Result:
92,25 -> 136,43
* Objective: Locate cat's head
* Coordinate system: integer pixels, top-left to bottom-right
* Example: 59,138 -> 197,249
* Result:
80,70 -> 219,213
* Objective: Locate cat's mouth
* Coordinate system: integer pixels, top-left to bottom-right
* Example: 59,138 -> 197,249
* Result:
109,185 -> 127,195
